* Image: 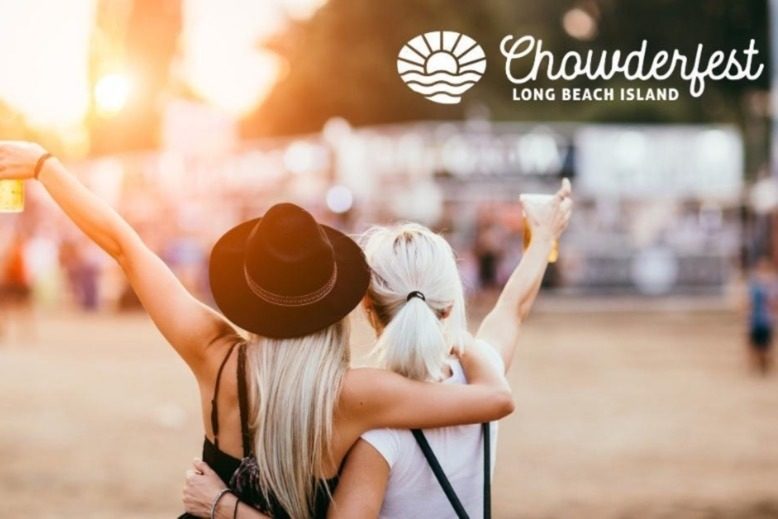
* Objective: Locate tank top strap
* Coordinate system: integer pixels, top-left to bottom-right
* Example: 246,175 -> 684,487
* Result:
210,341 -> 239,450
237,342 -> 253,457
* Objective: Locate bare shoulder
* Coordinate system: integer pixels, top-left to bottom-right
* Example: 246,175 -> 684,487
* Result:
340,368 -> 400,412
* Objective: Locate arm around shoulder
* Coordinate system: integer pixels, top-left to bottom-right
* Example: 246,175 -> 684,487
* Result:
342,363 -> 513,433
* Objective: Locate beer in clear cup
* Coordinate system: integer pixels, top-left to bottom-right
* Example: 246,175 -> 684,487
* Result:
0,179 -> 24,213
520,193 -> 559,263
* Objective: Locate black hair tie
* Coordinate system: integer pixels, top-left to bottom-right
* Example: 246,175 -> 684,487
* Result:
406,291 -> 426,302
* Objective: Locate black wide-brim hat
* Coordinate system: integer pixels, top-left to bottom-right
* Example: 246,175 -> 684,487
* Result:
209,203 -> 370,339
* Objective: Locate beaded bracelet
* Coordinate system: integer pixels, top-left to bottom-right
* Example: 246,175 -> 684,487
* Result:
210,488 -> 232,519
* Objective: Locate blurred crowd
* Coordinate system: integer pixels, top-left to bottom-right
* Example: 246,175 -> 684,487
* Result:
0,198 -> 535,321
0,122 -> 755,342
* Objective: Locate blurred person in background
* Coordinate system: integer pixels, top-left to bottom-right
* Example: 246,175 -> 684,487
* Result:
24,224 -> 65,309
0,227 -> 36,345
746,256 -> 777,375
164,227 -> 209,301
0,141 -> 513,519
180,181 -> 572,519
473,206 -> 503,294
59,238 -> 100,311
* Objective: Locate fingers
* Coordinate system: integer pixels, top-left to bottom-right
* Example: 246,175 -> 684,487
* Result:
560,199 -> 573,225
556,194 -> 573,236
0,161 -> 23,179
558,177 -> 572,199
193,458 -> 211,475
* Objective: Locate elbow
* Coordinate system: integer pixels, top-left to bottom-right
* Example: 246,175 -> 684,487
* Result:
489,388 -> 515,419
516,299 -> 531,324
114,249 -> 131,272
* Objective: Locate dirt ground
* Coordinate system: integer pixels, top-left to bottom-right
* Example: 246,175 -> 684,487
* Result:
1,304 -> 777,518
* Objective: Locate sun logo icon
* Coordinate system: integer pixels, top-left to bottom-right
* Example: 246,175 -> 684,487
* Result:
397,31 -> 487,105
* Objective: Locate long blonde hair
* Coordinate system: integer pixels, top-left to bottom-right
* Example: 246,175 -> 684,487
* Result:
247,319 -> 350,519
361,223 -> 469,381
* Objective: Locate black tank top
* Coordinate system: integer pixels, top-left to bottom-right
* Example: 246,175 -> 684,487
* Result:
179,342 -> 338,518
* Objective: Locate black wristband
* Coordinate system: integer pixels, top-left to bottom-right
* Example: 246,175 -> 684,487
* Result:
33,152 -> 53,180
233,497 -> 240,519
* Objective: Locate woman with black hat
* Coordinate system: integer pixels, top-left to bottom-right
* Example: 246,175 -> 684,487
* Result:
0,141 -> 513,519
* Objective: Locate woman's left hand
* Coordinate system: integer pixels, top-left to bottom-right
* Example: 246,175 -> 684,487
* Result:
182,458 -> 229,517
0,141 -> 48,179
522,178 -> 573,243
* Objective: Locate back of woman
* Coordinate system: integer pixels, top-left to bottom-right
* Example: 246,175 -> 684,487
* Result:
358,223 -> 501,518
361,347 -> 501,518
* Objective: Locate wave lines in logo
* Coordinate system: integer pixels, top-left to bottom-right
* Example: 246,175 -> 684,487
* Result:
397,31 -> 486,104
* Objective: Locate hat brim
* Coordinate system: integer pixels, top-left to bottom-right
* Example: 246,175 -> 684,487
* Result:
209,218 -> 370,339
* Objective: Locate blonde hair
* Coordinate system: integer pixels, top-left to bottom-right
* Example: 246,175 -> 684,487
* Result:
247,319 -> 350,519
361,223 -> 469,381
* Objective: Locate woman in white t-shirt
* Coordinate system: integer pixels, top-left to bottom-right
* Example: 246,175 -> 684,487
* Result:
329,180 -> 572,519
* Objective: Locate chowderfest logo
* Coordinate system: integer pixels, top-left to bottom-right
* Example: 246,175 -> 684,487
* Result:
398,31 -> 764,104
397,31 -> 487,104
500,36 -> 765,102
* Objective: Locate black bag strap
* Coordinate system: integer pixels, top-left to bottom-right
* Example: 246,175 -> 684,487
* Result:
483,422 -> 491,519
410,429 -> 469,519
411,422 -> 492,519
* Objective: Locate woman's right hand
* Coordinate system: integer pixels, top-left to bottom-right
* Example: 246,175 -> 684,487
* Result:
182,459 -> 229,517
0,141 -> 48,179
522,178 -> 573,243
183,459 -> 273,519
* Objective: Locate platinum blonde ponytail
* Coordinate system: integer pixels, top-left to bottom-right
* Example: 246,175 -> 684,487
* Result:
247,319 -> 349,519
361,223 -> 470,382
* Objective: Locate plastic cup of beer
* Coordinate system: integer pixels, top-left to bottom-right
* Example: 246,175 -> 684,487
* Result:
0,179 -> 24,213
520,194 -> 559,263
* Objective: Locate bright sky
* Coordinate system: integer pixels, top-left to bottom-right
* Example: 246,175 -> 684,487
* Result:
0,0 -> 95,128
0,0 -> 322,129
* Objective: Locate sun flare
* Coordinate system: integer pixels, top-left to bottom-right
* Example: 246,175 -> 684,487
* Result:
94,73 -> 132,116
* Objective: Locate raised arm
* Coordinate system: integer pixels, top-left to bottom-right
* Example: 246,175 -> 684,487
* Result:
0,142 -> 238,373
343,339 -> 514,431
477,179 -> 572,371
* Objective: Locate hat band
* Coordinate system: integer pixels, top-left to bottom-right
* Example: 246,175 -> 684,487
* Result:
243,262 -> 338,307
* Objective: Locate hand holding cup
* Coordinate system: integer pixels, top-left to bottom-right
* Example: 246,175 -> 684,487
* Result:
0,141 -> 49,213
519,178 -> 573,262
0,141 -> 48,180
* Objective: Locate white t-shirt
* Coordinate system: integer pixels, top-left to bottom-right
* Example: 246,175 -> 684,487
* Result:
361,343 -> 504,519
